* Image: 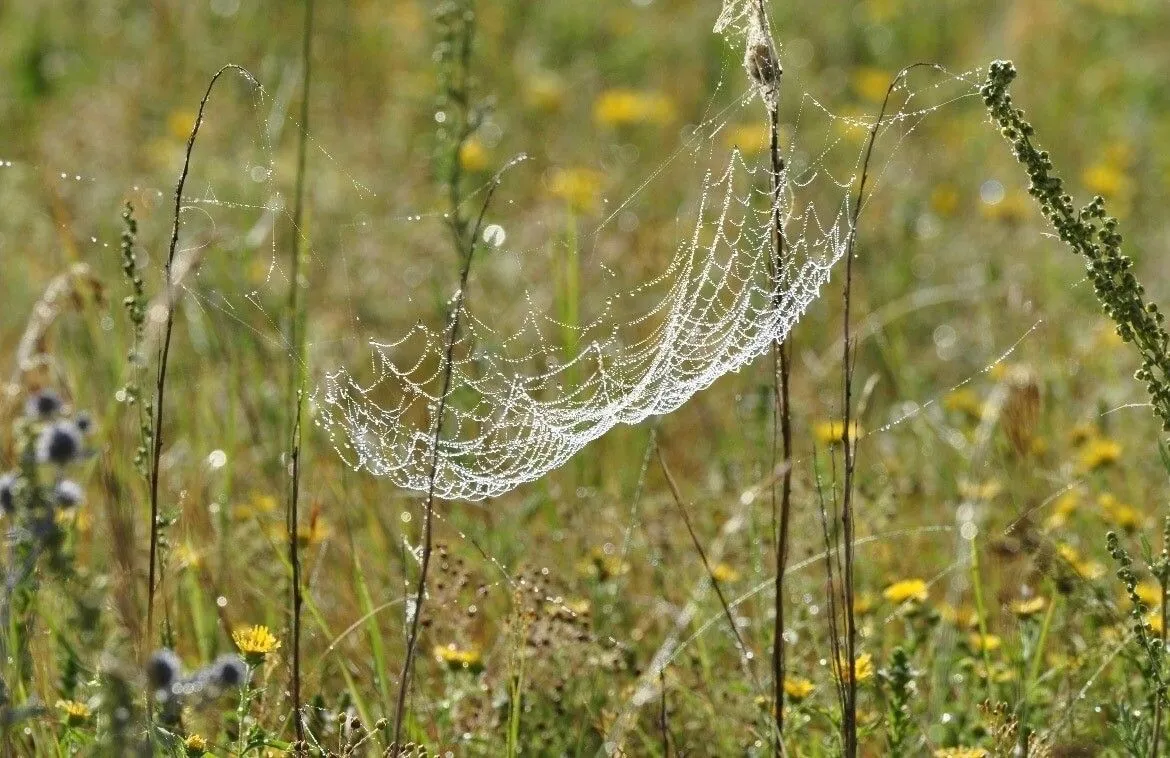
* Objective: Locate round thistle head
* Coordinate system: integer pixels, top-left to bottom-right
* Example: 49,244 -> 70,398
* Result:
0,472 -> 17,514
146,648 -> 182,690
209,654 -> 248,689
74,412 -> 93,435
26,388 -> 62,420
36,421 -> 83,467
54,480 -> 84,509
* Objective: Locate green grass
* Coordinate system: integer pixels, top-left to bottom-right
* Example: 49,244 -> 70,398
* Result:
3,0 -> 1170,755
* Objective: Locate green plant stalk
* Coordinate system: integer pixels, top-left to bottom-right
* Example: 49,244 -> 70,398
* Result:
969,538 -> 995,703
286,0 -> 315,747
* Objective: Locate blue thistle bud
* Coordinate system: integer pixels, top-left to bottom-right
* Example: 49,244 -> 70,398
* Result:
25,389 -> 62,419
54,480 -> 84,509
146,648 -> 182,691
0,473 -> 16,514
36,421 -> 83,466
209,654 -> 248,689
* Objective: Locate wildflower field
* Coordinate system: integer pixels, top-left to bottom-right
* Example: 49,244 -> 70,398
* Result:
3,0 -> 1170,755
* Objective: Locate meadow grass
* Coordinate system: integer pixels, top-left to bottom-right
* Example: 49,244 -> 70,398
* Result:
3,0 -> 1170,755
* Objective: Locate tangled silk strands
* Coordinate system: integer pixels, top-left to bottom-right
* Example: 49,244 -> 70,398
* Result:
314,12 -> 977,502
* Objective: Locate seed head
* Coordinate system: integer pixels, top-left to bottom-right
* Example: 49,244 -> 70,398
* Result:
209,654 -> 248,688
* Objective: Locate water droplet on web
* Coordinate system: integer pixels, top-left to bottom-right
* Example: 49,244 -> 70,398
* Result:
207,449 -> 227,469
250,165 -> 271,183
482,223 -> 506,247
980,178 -> 1005,205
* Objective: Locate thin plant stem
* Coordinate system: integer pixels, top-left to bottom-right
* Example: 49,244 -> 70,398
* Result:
657,448 -> 762,692
390,178 -> 501,748
148,64 -> 252,644
286,0 -> 314,748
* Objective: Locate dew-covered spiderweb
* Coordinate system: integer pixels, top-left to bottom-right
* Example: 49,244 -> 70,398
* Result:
307,14 -> 982,503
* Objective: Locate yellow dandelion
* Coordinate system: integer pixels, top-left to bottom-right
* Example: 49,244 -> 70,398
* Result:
233,625 -> 281,664
1080,437 -> 1122,471
942,388 -> 982,419
711,563 -> 740,583
1136,581 -> 1163,609
1082,162 -> 1130,199
185,734 -> 209,756
834,652 -> 874,683
783,677 -> 814,701
853,592 -> 875,616
524,73 -> 565,112
852,67 -> 892,103
458,138 -> 490,172
883,578 -> 928,605
967,633 -> 1001,653
56,699 -> 92,726
812,420 -> 862,446
235,493 -> 278,521
1010,596 -> 1046,618
593,88 -> 675,128
723,122 -> 771,155
433,644 -> 484,672
549,167 -> 603,214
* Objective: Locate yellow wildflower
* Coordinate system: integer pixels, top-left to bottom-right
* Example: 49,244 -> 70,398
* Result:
942,388 -> 982,419
593,88 -> 675,128
1082,162 -> 1130,198
812,420 -> 862,446
174,542 -> 204,571
167,109 -> 198,141
1134,581 -> 1162,608
834,652 -> 874,683
458,138 -> 490,172
1148,611 -> 1165,635
235,493 -> 278,520
853,592 -> 875,616
784,677 -> 814,701
723,122 -> 771,155
233,625 -> 281,664
959,479 -> 1002,501
579,547 -> 630,581
56,699 -> 92,726
549,167 -> 603,214
967,633 -> 1001,653
711,563 -> 740,583
433,644 -> 483,672
1011,596 -> 1046,618
185,734 -> 209,756
980,189 -> 1030,224
852,67 -> 892,103
1080,437 -> 1122,471
930,184 -> 960,217
934,748 -> 988,758
524,73 -> 565,112
1045,491 -> 1080,530
883,578 -> 928,605
1099,493 -> 1141,530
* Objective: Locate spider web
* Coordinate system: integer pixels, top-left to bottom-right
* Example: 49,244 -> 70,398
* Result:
309,12 -> 980,502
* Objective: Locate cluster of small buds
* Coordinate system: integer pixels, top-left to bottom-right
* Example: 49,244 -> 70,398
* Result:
983,61 -> 1170,431
1,388 -> 93,525
146,647 -> 250,725
1106,531 -> 1168,703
